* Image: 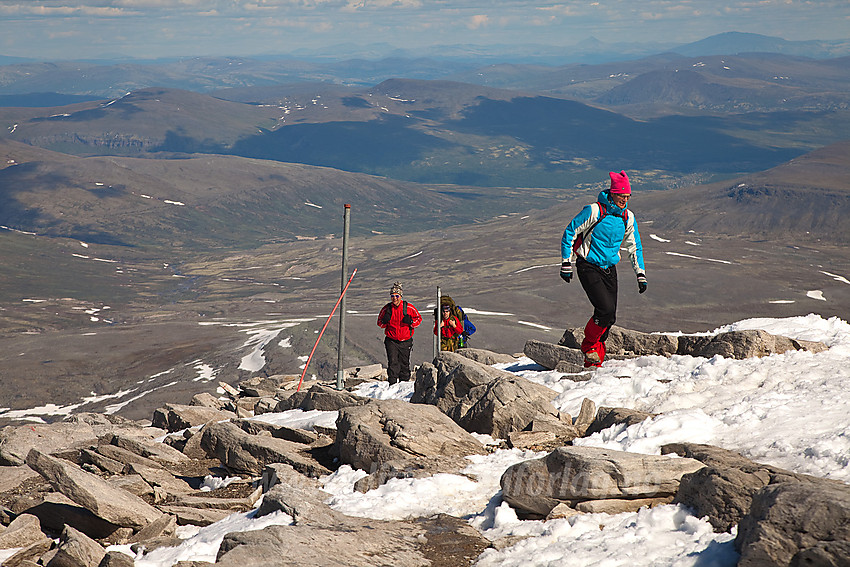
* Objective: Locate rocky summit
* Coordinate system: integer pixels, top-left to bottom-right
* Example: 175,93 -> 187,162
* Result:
0,326 -> 847,567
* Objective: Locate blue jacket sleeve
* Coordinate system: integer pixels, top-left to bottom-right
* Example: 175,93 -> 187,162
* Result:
561,204 -> 595,262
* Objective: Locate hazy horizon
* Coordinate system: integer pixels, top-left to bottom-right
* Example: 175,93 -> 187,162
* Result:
1,0 -> 849,62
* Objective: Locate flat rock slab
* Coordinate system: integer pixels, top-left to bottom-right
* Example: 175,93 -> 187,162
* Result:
26,449 -> 163,530
124,463 -> 194,496
455,348 -> 517,365
0,465 -> 39,493
277,383 -> 369,412
215,513 -> 490,567
200,421 -> 332,477
151,404 -> 237,433
106,432 -> 190,466
0,514 -> 46,550
0,422 -> 98,466
156,506 -> 233,527
523,340 -> 586,371
94,444 -> 167,470
575,495 -> 674,514
501,446 -> 705,516
171,494 -> 258,513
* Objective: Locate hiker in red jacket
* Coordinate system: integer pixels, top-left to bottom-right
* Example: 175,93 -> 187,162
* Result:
434,299 -> 464,352
377,281 -> 422,384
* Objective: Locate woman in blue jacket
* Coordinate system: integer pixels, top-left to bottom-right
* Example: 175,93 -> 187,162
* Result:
560,171 -> 647,367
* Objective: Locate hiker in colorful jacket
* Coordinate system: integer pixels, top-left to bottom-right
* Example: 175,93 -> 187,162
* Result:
560,171 -> 647,367
434,299 -> 464,352
377,281 -> 422,383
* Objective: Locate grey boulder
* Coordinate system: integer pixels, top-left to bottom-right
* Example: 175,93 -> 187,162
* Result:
335,398 -> 486,475
200,421 -> 332,477
501,446 -> 704,517
413,352 -> 562,439
736,481 -> 850,567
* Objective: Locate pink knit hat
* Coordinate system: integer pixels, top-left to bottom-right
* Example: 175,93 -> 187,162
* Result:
609,170 -> 631,195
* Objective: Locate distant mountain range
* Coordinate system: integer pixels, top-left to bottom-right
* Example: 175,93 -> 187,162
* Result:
4,31 -> 848,69
1,32 -> 848,103
449,52 -> 850,114
4,80 -> 846,190
367,32 -> 850,63
671,32 -> 850,59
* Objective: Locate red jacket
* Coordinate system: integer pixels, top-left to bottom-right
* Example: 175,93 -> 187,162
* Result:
377,300 -> 422,341
434,315 -> 463,338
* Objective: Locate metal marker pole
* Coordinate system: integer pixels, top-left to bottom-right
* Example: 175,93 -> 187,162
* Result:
434,286 -> 441,359
336,204 -> 351,391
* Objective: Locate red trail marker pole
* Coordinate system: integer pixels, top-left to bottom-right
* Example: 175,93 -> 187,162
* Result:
296,268 -> 358,392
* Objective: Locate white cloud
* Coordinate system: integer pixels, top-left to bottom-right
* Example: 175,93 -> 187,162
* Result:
467,13 -> 489,29
114,0 -> 203,7
0,3 -> 133,16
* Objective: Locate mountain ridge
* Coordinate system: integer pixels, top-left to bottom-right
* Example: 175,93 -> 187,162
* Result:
637,140 -> 850,243
671,31 -> 850,59
5,82 -> 843,189
1,32 -> 849,103
0,140 -> 527,250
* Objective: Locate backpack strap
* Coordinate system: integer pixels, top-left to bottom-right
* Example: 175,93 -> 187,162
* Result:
597,200 -> 632,227
572,202 -> 629,254
590,202 -> 608,228
573,202 -> 605,254
596,201 -> 608,222
403,300 -> 412,330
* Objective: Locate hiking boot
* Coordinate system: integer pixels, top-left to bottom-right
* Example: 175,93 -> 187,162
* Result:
583,350 -> 601,364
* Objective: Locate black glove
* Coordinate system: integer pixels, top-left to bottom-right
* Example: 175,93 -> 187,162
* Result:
560,261 -> 572,283
401,314 -> 412,325
637,273 -> 647,294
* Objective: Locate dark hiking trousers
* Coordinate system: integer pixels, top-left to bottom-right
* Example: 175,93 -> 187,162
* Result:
577,257 -> 618,336
385,337 -> 413,384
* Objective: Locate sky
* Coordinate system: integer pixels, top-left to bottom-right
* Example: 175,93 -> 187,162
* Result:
1,313 -> 848,566
0,0 -> 849,61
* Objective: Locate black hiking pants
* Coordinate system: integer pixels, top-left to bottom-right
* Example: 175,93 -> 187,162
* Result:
577,257 -> 618,335
385,337 -> 413,384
